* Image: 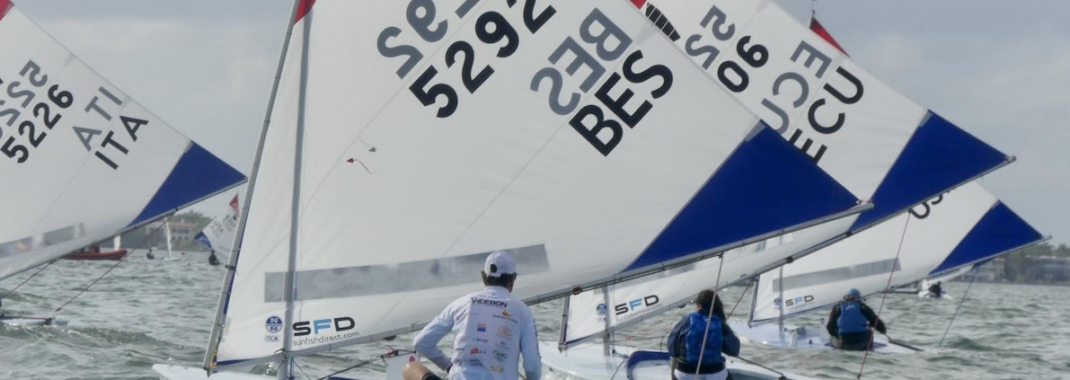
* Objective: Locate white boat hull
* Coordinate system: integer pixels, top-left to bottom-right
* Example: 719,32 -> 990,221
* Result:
730,321 -> 919,354
0,316 -> 68,327
541,341 -> 818,380
152,364 -> 271,380
153,351 -> 413,380
917,290 -> 953,299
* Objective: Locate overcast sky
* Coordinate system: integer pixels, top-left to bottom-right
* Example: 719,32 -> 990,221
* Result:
13,0 -> 1069,244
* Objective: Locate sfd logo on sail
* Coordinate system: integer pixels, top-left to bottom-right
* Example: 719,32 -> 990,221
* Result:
615,295 -> 659,315
776,295 -> 815,308
294,316 -> 357,336
265,315 -> 357,339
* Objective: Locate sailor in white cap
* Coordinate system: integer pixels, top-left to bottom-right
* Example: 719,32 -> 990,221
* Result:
409,250 -> 541,380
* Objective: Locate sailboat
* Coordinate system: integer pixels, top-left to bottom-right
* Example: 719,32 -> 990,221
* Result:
193,193 -> 241,265
0,0 -> 245,323
153,1 -> 869,379
162,220 -> 181,261
549,0 -> 1012,356
734,181 -> 1044,353
62,243 -> 128,261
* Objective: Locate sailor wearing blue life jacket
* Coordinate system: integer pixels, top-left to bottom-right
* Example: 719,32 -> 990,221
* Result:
825,288 -> 887,351
668,290 -> 740,380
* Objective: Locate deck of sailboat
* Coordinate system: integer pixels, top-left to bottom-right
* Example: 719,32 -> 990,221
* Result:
729,321 -> 919,355
541,341 -> 818,380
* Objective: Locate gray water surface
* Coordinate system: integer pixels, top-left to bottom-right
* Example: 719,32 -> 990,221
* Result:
1,254 -> 1068,380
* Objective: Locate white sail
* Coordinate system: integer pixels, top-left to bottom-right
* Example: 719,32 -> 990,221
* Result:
558,0 -> 1014,347
194,193 -> 241,259
0,1 -> 244,280
748,181 -> 1043,324
207,0 -> 863,369
634,0 -> 1009,214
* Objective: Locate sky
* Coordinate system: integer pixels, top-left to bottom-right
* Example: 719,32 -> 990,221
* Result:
11,0 -> 1070,244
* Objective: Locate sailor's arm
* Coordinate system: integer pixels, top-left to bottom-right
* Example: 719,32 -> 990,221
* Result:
520,308 -> 542,380
414,301 -> 457,371
721,322 -> 741,357
826,305 -> 840,336
860,304 -> 887,334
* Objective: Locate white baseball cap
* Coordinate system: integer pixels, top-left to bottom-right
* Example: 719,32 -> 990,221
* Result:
484,250 -> 516,278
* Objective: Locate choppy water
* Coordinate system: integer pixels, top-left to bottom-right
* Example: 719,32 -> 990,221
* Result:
2,253 -> 1068,380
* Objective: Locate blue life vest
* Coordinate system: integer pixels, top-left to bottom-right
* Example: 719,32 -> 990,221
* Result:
684,311 -> 724,365
837,301 -> 869,335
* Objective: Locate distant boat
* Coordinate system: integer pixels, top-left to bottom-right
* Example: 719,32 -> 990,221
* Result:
62,245 -> 127,261
193,193 -> 241,266
735,182 -> 1043,354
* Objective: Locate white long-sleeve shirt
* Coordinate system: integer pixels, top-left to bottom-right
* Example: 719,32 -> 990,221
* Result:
414,286 -> 541,380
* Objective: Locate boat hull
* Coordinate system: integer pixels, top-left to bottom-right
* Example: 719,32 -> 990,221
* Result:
0,316 -> 68,327
729,321 -> 919,354
152,364 -> 274,380
541,341 -> 818,380
63,249 -> 128,261
917,290 -> 953,299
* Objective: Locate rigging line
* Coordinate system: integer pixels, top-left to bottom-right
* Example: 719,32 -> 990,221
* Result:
938,265 -> 980,347
293,360 -> 313,380
314,349 -> 415,380
857,215 -> 912,379
731,355 -> 788,380
726,279 -> 753,320
53,215 -> 172,313
3,260 -> 55,298
693,254 -> 727,377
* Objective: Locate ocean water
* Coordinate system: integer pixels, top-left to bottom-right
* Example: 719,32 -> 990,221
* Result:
1,253 -> 1068,380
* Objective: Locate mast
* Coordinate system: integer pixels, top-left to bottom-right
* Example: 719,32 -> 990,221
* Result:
279,0 -> 314,378
807,0 -> 816,28
202,0 -> 303,371
601,288 -> 613,356
558,293 -> 571,351
777,266 -> 785,343
165,221 -> 174,258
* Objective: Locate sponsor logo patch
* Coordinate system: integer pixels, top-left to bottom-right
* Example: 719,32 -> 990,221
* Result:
492,350 -> 508,361
477,323 -> 487,332
265,316 -> 283,334
472,297 -> 508,308
497,325 -> 513,338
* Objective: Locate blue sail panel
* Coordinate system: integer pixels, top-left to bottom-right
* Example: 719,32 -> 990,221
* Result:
624,124 -> 858,272
127,143 -> 246,228
852,112 -> 1008,229
931,202 -> 1043,274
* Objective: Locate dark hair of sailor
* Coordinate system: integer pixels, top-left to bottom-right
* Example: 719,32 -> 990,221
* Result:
482,271 -> 516,288
695,289 -> 725,317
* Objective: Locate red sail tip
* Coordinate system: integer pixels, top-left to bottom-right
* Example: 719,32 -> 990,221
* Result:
0,0 -> 13,21
631,0 -> 647,9
809,17 -> 849,56
295,0 -> 316,23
